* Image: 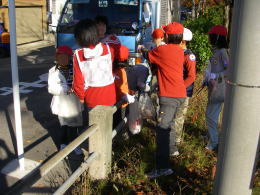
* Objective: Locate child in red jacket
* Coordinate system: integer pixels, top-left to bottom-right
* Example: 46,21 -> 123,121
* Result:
72,19 -> 116,108
113,45 -> 135,128
141,22 -> 186,178
171,27 -> 196,156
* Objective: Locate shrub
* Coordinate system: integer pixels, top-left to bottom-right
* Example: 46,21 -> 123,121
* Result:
183,6 -> 225,71
187,32 -> 212,72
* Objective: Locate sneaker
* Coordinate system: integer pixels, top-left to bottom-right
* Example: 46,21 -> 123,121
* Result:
60,144 -> 67,150
205,144 -> 217,151
146,168 -> 173,179
74,147 -> 83,155
170,151 -> 180,157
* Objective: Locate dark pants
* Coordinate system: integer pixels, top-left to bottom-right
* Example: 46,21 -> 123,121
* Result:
113,107 -> 126,129
61,126 -> 79,145
156,96 -> 185,169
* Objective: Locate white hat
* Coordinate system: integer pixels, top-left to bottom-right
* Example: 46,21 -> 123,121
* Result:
183,28 -> 193,41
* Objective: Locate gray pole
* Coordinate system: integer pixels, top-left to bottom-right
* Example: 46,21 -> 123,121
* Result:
213,0 -> 260,194
8,0 -> 24,170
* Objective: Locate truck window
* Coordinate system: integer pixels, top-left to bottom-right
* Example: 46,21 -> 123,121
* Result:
114,0 -> 138,6
58,0 -> 140,34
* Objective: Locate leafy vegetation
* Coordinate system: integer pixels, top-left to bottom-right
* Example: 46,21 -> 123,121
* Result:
183,6 -> 226,71
186,32 -> 212,72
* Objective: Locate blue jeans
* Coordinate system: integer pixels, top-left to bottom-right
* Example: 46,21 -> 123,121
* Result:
206,103 -> 223,147
156,97 -> 185,169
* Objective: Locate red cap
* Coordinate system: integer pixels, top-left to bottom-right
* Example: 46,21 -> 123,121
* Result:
116,45 -> 129,61
152,28 -> 164,39
162,22 -> 184,34
56,45 -> 73,55
208,25 -> 228,36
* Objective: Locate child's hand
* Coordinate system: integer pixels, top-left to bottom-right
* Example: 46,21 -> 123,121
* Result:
124,93 -> 135,104
209,73 -> 216,80
144,83 -> 150,92
209,79 -> 217,88
80,99 -> 84,104
137,45 -> 145,53
67,88 -> 73,94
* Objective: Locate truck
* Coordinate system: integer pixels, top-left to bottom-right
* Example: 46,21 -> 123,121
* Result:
56,0 -> 168,65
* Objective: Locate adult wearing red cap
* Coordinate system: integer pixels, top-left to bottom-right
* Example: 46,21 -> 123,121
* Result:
204,25 -> 229,151
141,22 -> 186,178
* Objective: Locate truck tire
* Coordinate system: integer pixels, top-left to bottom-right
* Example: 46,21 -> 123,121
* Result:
0,47 -> 8,58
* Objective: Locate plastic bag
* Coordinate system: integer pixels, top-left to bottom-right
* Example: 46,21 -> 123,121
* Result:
208,75 -> 225,103
128,118 -> 143,135
138,93 -> 156,120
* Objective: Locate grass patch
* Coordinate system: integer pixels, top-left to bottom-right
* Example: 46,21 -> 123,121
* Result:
68,73 -> 259,194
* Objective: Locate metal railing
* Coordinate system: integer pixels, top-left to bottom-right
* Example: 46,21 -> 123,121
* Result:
54,152 -> 98,195
7,124 -> 99,195
7,103 -> 127,194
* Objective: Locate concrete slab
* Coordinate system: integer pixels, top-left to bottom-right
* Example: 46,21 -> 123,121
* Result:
1,158 -> 40,179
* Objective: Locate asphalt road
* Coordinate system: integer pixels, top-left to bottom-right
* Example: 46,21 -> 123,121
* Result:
0,41 -> 74,193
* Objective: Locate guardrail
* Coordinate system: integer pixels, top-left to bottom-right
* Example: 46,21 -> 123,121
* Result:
7,103 -> 127,194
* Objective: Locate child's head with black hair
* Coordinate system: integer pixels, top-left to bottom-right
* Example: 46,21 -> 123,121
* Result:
208,25 -> 228,49
167,34 -> 183,44
95,15 -> 108,26
162,22 -> 184,44
114,45 -> 129,69
74,18 -> 99,48
55,45 -> 72,69
95,15 -> 108,39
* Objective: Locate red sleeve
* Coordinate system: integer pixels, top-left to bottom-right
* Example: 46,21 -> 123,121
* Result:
184,55 -> 196,87
109,45 -> 115,62
148,47 -> 160,66
72,53 -> 85,101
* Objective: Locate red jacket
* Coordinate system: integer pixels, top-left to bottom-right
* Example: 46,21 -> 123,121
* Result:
184,51 -> 196,87
148,44 -> 186,98
72,43 -> 116,108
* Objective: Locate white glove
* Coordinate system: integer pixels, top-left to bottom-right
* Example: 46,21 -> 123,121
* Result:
209,73 -> 217,80
144,83 -> 150,92
125,93 -> 135,104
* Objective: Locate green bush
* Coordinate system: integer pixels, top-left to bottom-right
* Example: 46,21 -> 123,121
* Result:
183,6 -> 225,71
184,16 -> 213,34
187,32 -> 212,72
207,5 -> 225,26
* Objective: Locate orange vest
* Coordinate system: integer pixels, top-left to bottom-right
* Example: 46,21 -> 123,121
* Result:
114,67 -> 129,108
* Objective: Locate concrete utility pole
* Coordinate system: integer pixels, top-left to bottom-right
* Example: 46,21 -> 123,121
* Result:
213,0 -> 260,194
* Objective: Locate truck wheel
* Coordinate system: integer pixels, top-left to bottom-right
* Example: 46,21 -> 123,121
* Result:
0,47 -> 8,58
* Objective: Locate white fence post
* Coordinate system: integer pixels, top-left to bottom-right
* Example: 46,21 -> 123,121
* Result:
88,106 -> 115,179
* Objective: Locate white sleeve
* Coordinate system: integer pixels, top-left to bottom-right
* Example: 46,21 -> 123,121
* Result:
48,68 -> 69,96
